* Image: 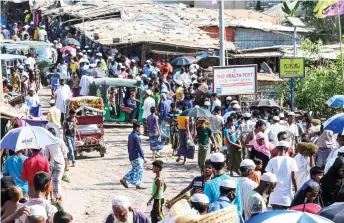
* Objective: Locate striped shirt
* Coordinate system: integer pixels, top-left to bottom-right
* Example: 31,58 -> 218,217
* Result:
192,176 -> 206,194
236,177 -> 258,215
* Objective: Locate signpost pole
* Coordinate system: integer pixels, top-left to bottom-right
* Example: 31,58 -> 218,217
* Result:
219,0 -> 226,66
290,27 -> 297,111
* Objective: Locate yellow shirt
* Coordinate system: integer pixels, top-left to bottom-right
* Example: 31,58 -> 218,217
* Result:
177,116 -> 189,130
24,14 -> 31,23
10,73 -> 21,92
70,62 -> 79,73
176,86 -> 184,101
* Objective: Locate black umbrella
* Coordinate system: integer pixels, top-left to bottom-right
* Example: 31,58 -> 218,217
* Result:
318,202 -> 344,223
250,99 -> 280,109
180,107 -> 213,118
63,38 -> 80,46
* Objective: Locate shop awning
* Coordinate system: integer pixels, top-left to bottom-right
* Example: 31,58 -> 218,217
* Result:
150,50 -> 202,56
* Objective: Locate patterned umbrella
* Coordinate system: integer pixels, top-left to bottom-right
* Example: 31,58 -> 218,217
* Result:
60,46 -> 76,56
63,38 -> 81,46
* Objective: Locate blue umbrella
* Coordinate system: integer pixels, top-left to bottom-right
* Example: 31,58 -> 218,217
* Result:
318,202 -> 344,223
326,95 -> 344,108
171,56 -> 194,66
246,210 -> 333,223
323,113 -> 344,135
0,126 -> 57,151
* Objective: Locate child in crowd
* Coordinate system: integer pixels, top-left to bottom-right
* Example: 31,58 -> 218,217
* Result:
147,160 -> 166,223
251,158 -> 263,184
1,186 -> 23,220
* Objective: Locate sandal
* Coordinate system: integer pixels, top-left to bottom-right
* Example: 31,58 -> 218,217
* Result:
120,178 -> 129,188
136,185 -> 146,190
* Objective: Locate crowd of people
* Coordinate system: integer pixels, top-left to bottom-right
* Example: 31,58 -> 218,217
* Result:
1,8 -> 344,223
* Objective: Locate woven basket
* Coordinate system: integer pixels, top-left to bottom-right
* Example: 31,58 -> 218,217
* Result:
185,206 -> 239,223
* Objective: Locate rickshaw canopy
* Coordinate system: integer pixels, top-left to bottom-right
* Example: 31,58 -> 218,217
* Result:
0,54 -> 27,61
1,43 -> 30,55
66,96 -> 105,114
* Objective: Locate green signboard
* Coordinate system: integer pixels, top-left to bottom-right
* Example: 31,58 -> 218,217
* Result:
279,57 -> 305,78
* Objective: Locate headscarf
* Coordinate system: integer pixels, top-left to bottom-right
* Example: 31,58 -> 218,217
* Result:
291,181 -> 320,207
252,132 -> 273,157
320,156 -> 344,207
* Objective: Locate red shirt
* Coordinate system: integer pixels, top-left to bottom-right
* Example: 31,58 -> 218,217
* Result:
21,154 -> 50,186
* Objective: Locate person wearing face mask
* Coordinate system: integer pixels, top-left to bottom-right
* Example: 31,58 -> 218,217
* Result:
244,172 -> 277,220
320,156 -> 344,207
105,195 -> 149,223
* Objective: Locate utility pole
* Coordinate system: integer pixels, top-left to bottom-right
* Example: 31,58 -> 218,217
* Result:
219,0 -> 225,66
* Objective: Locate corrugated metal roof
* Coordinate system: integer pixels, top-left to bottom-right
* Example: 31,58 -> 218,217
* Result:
229,51 -> 283,58
73,18 -> 235,50
258,73 -> 283,82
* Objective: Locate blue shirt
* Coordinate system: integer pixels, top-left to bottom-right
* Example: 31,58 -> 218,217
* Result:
209,196 -> 244,223
128,130 -> 144,161
3,155 -> 28,195
143,65 -> 153,76
109,65 -> 117,73
159,100 -> 172,121
204,173 -> 241,214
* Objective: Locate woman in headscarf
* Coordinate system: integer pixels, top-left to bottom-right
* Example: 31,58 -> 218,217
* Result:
290,181 -> 321,207
249,121 -> 274,171
320,156 -> 344,207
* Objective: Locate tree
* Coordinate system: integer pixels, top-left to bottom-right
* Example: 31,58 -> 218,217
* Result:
278,38 -> 344,117
255,1 -> 262,11
282,0 -> 301,17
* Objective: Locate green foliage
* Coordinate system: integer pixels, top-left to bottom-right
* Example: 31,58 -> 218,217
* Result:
282,0 -> 300,17
278,38 -> 344,117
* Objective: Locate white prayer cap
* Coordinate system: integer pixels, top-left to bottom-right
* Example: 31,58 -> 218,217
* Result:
210,153 -> 225,163
226,96 -> 232,101
287,112 -> 295,116
338,146 -> 344,153
82,50 -> 86,53
261,172 -> 277,183
146,90 -> 153,96
96,53 -> 102,57
277,140 -> 290,148
240,159 -> 255,167
108,56 -> 113,60
204,101 -> 211,106
231,100 -> 239,104
233,104 -> 240,109
146,60 -> 151,63
76,46 -> 80,49
29,205 -> 47,219
243,113 -> 251,118
78,52 -> 83,56
18,65 -> 24,69
49,100 -> 55,104
131,59 -> 136,63
53,40 -> 58,43
85,45 -> 89,49
141,74 -> 147,79
87,49 -> 92,53
273,116 -> 280,121
191,194 -> 209,204
135,76 -> 141,81
30,22 -> 34,25
220,179 -> 236,189
279,113 -> 285,118
112,195 -> 131,209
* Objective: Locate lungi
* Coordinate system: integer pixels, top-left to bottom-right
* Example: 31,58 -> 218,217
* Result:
228,146 -> 241,172
198,143 -> 210,173
149,131 -> 164,151
124,158 -> 144,186
51,161 -> 64,198
213,132 -> 223,150
176,130 -> 195,159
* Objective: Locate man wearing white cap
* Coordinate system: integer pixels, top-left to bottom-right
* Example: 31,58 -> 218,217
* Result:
265,140 -> 298,210
222,96 -> 233,115
96,53 -> 108,72
238,112 -> 255,159
279,112 -> 288,127
190,194 -> 210,215
222,103 -> 240,122
130,59 -> 138,75
236,159 -> 258,215
269,116 -> 285,146
204,153 -> 241,213
143,60 -> 153,77
208,179 -> 236,212
244,172 -> 277,220
286,112 -> 299,150
38,25 -> 47,41
105,195 -> 149,223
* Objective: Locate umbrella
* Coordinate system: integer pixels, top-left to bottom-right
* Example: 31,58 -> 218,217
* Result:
246,210 -> 333,223
289,203 -> 322,214
326,95 -> 344,108
318,202 -> 344,223
63,38 -> 80,46
60,46 -> 76,56
0,126 -> 57,151
90,69 -> 107,77
323,113 -> 344,135
250,99 -> 280,109
171,56 -> 194,66
180,107 -> 213,118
